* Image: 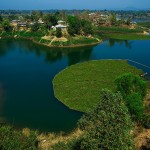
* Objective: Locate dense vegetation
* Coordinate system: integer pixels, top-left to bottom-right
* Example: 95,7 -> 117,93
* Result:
53,89 -> 134,150
0,125 -> 38,150
52,62 -> 150,149
53,60 -> 142,112
1,10 -> 150,47
115,73 -> 150,128
0,9 -> 150,149
96,26 -> 150,40
77,89 -> 134,150
1,60 -> 150,149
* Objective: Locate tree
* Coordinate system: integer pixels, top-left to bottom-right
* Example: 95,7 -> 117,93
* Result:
125,92 -> 144,119
126,17 -> 132,26
120,16 -> 126,24
115,73 -> 147,98
81,19 -> 93,35
2,20 -> 13,32
110,13 -> 117,26
56,28 -> 62,38
78,89 -> 134,150
43,14 -> 58,30
67,15 -> 81,36
0,14 -> 3,23
31,11 -> 43,21
8,14 -> 17,21
31,22 -> 40,32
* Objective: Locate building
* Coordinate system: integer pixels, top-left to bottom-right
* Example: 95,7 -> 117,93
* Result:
17,22 -> 27,27
38,18 -> 44,24
11,20 -> 20,27
51,20 -> 67,31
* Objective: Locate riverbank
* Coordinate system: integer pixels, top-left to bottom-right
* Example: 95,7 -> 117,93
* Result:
53,60 -> 143,112
0,31 -> 102,48
96,25 -> 150,40
101,33 -> 150,40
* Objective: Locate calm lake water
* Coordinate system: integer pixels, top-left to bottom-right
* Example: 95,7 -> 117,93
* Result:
0,39 -> 150,132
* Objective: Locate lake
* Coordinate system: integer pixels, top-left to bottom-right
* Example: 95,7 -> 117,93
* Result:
0,39 -> 150,132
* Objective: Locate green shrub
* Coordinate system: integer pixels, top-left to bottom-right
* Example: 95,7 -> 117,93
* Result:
56,28 -> 62,38
0,125 -> 38,150
140,114 -> 150,129
53,139 -> 81,150
115,73 -> 147,98
125,93 -> 144,119
78,89 -> 134,150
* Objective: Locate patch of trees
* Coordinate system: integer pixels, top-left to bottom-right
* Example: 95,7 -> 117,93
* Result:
56,28 -> 62,38
0,15 -> 3,23
43,13 -> 58,30
53,72 -> 150,149
0,125 -> 38,150
67,15 -> 93,36
109,13 -> 132,26
31,22 -> 40,32
115,73 -> 150,128
2,20 -> 13,32
77,89 -> 134,150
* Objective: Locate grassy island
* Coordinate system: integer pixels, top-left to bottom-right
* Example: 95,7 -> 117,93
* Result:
53,60 -> 142,112
0,31 -> 102,47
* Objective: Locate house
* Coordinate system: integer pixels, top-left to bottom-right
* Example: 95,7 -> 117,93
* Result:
17,22 -> 27,27
57,20 -> 65,25
38,18 -> 44,24
51,24 -> 67,31
11,20 -> 20,27
51,20 -> 67,31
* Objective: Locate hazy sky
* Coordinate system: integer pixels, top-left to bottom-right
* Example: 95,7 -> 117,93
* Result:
0,0 -> 150,10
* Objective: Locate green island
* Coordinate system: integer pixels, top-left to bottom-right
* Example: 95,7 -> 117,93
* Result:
51,59 -> 150,150
53,60 -> 143,112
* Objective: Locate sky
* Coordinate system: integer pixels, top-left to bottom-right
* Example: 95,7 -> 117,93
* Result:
0,0 -> 150,10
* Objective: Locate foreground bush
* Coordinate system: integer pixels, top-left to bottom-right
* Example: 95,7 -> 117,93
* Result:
140,114 -> 150,129
0,125 -> 38,150
125,92 -> 144,119
78,89 -> 134,150
115,73 -> 147,98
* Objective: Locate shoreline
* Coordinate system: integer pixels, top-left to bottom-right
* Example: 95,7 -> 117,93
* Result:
0,36 -> 102,48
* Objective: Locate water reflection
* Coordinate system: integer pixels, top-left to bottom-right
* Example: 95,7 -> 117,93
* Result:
0,39 -> 94,66
0,83 -> 4,114
0,38 -> 150,132
108,39 -> 132,49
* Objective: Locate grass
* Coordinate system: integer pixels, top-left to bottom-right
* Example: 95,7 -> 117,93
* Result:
0,30 -> 44,38
0,30 -> 101,47
137,22 -> 150,29
96,25 -> 150,40
97,26 -> 143,34
53,60 -> 142,112
51,36 -> 100,46
101,33 -> 150,40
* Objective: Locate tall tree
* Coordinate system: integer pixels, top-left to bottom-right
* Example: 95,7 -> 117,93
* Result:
56,28 -> 62,38
81,19 -> 93,35
31,11 -> 42,21
110,13 -> 117,26
78,89 -> 134,150
2,20 -> 13,32
31,22 -> 40,32
126,17 -> 132,26
0,14 -> 3,23
43,14 -> 57,30
67,15 -> 81,35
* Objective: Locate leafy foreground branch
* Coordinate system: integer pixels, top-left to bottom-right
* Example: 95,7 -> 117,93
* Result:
0,125 -> 38,150
54,89 -> 134,150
